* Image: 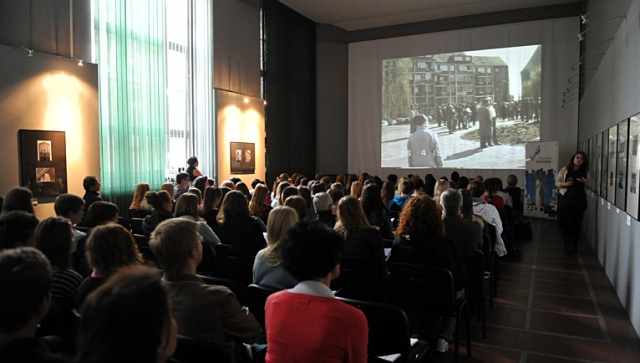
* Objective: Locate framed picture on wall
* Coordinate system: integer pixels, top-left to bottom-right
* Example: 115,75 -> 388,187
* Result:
599,132 -> 607,199
18,130 -> 68,203
230,142 -> 256,174
627,114 -> 640,219
589,136 -> 597,193
616,119 -> 629,209
607,125 -> 617,204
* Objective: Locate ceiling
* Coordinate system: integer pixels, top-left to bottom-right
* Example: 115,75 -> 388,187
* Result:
278,0 -> 583,31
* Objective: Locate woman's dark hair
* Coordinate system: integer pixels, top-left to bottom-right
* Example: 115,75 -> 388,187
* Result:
566,151 -> 590,171
284,195 -> 307,221
235,182 -> 251,200
361,183 -> 385,214
85,201 -> 120,228
217,190 -> 249,223
0,211 -> 39,249
186,156 -> 198,166
201,187 -> 222,215
280,186 -> 299,206
145,190 -> 172,211
459,189 -> 474,221
298,186 -> 312,209
2,187 -> 34,215
468,179 -> 485,198
193,176 -> 209,195
280,219 -> 342,281
457,176 -> 470,190
34,217 -> 73,269
78,266 -> 172,363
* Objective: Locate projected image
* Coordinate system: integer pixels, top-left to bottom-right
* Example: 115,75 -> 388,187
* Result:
381,45 -> 541,169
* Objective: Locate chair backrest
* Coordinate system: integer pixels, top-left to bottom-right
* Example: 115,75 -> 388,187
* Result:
213,244 -> 257,289
130,217 -> 145,235
459,250 -> 484,291
195,242 -> 217,277
171,337 -> 230,363
334,255 -> 389,303
133,234 -> 157,266
337,297 -> 411,362
389,263 -> 455,314
128,208 -> 151,220
244,284 -> 280,331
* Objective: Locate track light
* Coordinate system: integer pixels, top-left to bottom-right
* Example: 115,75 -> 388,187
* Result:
77,59 -> 84,66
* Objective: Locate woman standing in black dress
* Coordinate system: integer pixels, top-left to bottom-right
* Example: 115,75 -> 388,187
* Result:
556,151 -> 590,255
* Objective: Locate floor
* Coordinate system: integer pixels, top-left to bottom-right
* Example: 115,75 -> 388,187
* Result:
433,218 -> 640,363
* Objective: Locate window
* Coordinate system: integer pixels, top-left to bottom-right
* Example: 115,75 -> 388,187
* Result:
92,0 -> 213,207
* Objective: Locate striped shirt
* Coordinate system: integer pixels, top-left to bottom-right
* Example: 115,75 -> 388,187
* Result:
51,269 -> 83,309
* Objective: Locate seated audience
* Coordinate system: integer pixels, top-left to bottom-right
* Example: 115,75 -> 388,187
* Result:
150,219 -> 260,362
2,187 -> 36,215
174,172 -> 190,201
504,174 -> 523,213
265,219 -> 368,363
483,178 -> 505,212
433,178 -> 449,205
193,175 -> 211,196
217,191 -> 266,252
201,187 -> 222,232
85,201 -> 120,228
253,206 -> 299,289
0,247 -> 73,363
76,266 -> 177,363
334,196 -> 389,300
81,176 -> 102,221
441,189 -> 483,251
298,186 -> 317,220
129,182 -> 152,218
142,190 -> 174,236
0,211 -> 39,249
349,181 -> 363,198
74,224 -> 143,309
313,192 -> 335,228
388,179 -> 414,211
175,193 -> 220,248
236,182 -> 252,200
360,184 -> 393,239
468,180 -> 507,257
380,181 -> 395,207
388,194 -> 466,354
33,217 -> 83,338
248,184 -> 272,225
54,194 -> 89,275
284,195 -> 307,221
161,182 -> 176,202
457,176 -> 470,190
459,189 -> 484,230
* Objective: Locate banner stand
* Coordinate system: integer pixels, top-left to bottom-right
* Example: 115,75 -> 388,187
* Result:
524,141 -> 559,220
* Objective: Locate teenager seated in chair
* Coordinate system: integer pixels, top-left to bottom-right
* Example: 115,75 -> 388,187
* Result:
216,191 -> 266,253
150,218 -> 260,362
265,219 -> 368,363
0,211 -> 39,250
388,194 -> 466,354
142,191 -> 174,237
0,247 -> 73,363
253,206 -> 299,290
313,192 -> 336,228
77,266 -> 177,363
468,180 -> 508,257
129,182 -> 153,219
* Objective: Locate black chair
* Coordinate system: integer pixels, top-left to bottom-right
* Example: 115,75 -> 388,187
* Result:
133,234 -> 158,267
128,208 -> 151,220
170,337 -> 230,363
198,275 -> 243,302
244,284 -> 280,331
484,223 -> 500,302
213,244 -> 257,290
195,242 -> 217,277
337,297 -> 429,363
389,263 -> 471,362
460,249 -> 486,338
130,217 -> 145,235
334,255 -> 389,303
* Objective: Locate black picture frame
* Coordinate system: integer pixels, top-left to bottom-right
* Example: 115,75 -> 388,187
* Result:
230,142 -> 256,174
18,130 -> 68,203
616,119 -> 629,210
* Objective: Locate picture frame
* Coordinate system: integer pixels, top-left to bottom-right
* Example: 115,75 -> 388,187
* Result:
230,142 -> 256,174
598,132 -> 606,199
627,114 -> 640,219
607,125 -> 617,204
616,119 -> 629,210
18,130 -> 68,203
589,135 -> 597,193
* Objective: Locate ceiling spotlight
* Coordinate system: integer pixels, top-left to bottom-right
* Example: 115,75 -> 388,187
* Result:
243,97 -> 249,103
580,14 -> 588,24
77,59 -> 84,66
578,33 -> 585,41
27,49 -> 33,57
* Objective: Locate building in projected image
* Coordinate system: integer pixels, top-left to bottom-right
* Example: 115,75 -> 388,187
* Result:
407,53 -> 509,118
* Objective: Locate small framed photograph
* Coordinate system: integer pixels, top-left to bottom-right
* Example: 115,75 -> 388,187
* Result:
230,142 -> 255,174
18,130 -> 67,203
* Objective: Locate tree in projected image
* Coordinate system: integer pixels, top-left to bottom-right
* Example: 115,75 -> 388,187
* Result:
382,59 -> 412,121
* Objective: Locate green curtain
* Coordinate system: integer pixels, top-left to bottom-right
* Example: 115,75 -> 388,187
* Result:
93,0 -> 167,211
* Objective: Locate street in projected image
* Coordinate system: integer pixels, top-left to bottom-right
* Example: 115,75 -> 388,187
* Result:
381,45 -> 541,169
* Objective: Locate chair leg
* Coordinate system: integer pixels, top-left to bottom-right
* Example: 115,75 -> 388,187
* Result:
480,289 -> 486,339
466,305 -> 471,357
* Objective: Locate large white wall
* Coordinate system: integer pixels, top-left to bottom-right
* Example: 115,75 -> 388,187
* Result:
579,0 -> 640,336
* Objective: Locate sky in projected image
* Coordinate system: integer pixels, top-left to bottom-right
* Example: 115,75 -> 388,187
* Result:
381,44 -> 541,169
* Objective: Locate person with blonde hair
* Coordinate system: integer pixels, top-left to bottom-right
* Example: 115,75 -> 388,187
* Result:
160,182 -> 175,202
432,178 -> 449,205
349,181 -> 363,199
253,206 -> 299,289
129,182 -> 152,218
